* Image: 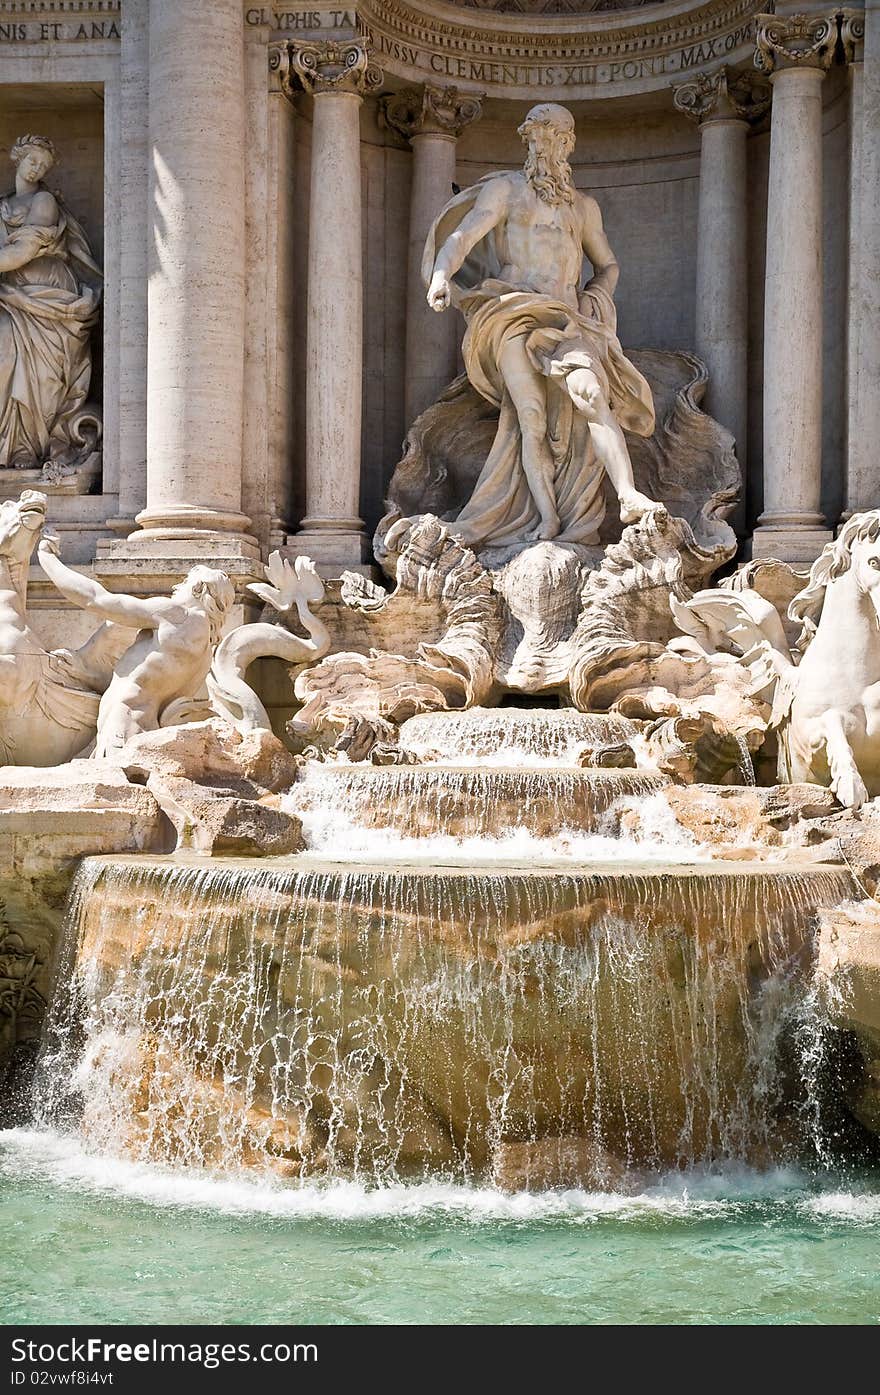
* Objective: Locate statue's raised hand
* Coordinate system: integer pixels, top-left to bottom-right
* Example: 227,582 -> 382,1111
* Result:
427,271 -> 451,313
37,530 -> 61,559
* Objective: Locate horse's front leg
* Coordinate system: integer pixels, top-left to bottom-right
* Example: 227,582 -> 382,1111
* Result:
821,708 -> 868,811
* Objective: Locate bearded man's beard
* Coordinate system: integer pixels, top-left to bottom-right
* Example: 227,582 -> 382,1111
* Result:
524,144 -> 575,205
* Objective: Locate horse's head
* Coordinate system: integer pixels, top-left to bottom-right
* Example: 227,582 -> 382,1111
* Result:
847,519 -> 880,623
0,491 -> 47,563
790,509 -> 880,649
0,491 -> 47,614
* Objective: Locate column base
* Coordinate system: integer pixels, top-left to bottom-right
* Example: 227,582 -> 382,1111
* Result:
94,507 -> 262,595
284,525 -> 375,578
95,504 -> 261,566
749,524 -> 833,564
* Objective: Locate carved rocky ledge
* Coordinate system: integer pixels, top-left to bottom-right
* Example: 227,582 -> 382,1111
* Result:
274,349 -> 742,759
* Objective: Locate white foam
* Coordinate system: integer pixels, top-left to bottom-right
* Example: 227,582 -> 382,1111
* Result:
5,1129 -> 874,1226
287,789 -> 712,866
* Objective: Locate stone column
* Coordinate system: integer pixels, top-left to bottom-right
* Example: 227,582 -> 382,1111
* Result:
114,0 -> 149,528
751,13 -> 838,562
282,41 -> 382,570
382,85 -> 482,427
673,68 -> 769,519
842,7 -> 880,519
122,0 -> 256,561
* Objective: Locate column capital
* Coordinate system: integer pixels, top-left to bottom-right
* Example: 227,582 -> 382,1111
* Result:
380,84 -> 483,141
268,40 -> 291,94
839,8 -> 866,63
754,12 -> 840,75
280,39 -> 383,99
673,65 -> 771,125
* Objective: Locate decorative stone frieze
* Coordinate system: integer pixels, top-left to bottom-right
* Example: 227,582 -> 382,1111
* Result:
380,84 -> 483,141
358,0 -> 762,100
753,12 -> 839,75
673,65 -> 771,123
287,39 -> 383,97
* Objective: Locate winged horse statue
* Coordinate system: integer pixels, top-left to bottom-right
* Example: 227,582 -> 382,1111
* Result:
672,511 -> 880,811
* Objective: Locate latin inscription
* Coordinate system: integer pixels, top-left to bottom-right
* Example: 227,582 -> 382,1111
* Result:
368,19 -> 755,87
0,5 -> 754,86
0,19 -> 120,42
245,8 -> 357,27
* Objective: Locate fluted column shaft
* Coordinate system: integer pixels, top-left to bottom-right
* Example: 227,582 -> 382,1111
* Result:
135,0 -> 254,554
844,7 -> 880,517
752,13 -> 837,561
284,42 -> 382,570
383,86 -> 483,427
407,131 -> 458,423
696,118 -> 749,469
674,68 -> 769,526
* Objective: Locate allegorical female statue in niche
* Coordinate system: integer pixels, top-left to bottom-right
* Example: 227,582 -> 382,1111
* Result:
0,134 -> 102,470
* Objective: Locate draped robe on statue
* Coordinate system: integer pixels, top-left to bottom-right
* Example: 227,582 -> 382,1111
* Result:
422,174 -> 655,548
0,192 -> 102,469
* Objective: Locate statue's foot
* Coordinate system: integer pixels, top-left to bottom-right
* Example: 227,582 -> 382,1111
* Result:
833,764 -> 869,813
526,512 -> 561,542
619,490 -> 666,526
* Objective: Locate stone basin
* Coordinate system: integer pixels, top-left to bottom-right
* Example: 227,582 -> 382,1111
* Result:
36,852 -> 859,1183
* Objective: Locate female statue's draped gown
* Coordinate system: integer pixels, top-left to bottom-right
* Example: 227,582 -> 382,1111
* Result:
0,190 -> 102,469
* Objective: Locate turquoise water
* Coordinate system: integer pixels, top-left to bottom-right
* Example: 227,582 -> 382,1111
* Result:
2,1129 -> 879,1325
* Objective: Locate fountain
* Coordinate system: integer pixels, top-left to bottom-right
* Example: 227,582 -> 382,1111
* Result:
34,848 -> 857,1187
3,104 -> 880,1221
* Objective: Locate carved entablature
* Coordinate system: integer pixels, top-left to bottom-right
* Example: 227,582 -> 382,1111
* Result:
753,12 -> 839,74
282,39 -> 384,98
357,0 -> 765,100
380,84 -> 483,140
673,64 -> 770,123
0,1 -> 120,46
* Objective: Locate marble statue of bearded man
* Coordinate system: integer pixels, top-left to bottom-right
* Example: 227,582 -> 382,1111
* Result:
423,102 -> 659,549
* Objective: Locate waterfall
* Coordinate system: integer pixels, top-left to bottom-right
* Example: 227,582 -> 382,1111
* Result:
285,764 -> 669,847
32,854 -> 858,1185
398,707 -> 642,765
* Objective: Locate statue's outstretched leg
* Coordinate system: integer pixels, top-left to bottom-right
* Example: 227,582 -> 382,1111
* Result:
565,366 -> 660,525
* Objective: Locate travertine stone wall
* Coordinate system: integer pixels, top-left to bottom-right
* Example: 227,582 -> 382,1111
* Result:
0,0 -> 870,580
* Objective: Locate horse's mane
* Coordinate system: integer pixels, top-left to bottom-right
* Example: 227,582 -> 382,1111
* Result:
789,510 -> 880,653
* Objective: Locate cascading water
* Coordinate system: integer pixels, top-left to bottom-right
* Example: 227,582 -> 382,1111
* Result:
285,763 -> 672,851
398,707 -> 642,765
32,853 -> 858,1185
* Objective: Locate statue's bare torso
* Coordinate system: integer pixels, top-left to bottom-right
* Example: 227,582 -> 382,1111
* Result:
98,608 -> 215,743
457,172 -> 606,312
